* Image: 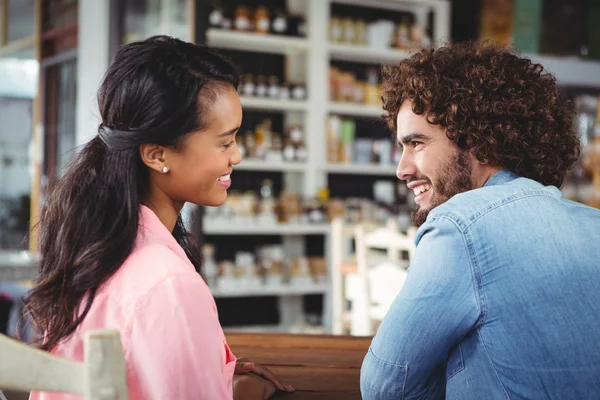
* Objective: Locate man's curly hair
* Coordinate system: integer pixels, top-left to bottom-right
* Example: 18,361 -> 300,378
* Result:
382,40 -> 580,188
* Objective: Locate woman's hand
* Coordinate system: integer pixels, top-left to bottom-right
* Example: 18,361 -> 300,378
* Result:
233,373 -> 276,400
235,358 -> 294,393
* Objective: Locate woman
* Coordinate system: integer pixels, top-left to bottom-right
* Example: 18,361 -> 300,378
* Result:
25,35 -> 293,399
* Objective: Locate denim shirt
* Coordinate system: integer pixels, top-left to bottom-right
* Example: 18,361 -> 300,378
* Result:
360,170 -> 600,400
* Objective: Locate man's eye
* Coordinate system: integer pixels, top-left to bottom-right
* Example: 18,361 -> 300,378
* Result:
412,141 -> 423,147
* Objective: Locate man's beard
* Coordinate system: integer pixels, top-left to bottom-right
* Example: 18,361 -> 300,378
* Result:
411,150 -> 473,227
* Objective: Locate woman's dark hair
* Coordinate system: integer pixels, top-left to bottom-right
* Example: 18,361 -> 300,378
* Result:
381,40 -> 579,188
25,35 -> 240,351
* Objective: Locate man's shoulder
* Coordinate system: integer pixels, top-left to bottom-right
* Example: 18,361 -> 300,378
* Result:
426,177 -> 559,231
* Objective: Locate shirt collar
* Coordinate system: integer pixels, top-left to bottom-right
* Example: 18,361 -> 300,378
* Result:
139,205 -> 189,262
484,169 -> 519,187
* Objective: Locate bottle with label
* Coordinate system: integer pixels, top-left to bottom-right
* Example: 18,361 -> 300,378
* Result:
295,16 -> 307,37
234,5 -> 252,32
395,17 -> 411,49
266,132 -> 283,162
241,74 -> 255,97
255,75 -> 267,97
283,139 -> 296,162
289,125 -> 303,146
203,244 -> 219,287
271,9 -> 288,35
279,82 -> 290,100
365,68 -> 380,105
342,18 -> 356,43
304,198 -> 325,224
209,4 -> 223,28
243,130 -> 257,158
254,6 -> 270,34
259,179 -> 277,223
329,17 -> 343,43
237,138 -> 247,159
356,19 -> 367,45
268,75 -> 280,98
291,83 -> 307,100
295,142 -> 307,162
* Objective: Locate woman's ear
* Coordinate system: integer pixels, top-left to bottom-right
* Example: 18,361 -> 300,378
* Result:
139,144 -> 168,173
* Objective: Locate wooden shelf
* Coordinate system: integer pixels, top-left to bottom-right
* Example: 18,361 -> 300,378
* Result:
235,159 -> 307,172
206,28 -> 309,55
328,102 -> 384,118
203,222 -> 330,235
240,96 -> 308,112
326,163 -> 397,176
329,42 -> 412,64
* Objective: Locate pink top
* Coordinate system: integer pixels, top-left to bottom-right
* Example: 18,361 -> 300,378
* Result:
30,205 -> 236,400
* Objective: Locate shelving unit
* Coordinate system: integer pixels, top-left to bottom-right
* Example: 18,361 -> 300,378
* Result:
201,0 -> 453,334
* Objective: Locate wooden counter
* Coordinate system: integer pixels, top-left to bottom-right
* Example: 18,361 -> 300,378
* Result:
225,332 -> 372,399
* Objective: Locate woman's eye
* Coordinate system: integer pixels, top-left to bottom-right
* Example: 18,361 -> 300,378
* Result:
222,141 -> 234,149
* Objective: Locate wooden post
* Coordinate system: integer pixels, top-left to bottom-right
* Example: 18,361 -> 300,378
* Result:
0,0 -> 7,47
29,0 -> 43,253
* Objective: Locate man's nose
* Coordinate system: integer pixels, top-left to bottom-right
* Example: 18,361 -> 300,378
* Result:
396,151 -> 416,181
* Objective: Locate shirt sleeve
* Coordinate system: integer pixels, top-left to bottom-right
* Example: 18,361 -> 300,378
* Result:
360,216 -> 481,400
127,273 -> 236,400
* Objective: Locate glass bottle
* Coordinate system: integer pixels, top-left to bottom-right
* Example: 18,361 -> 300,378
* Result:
234,5 -> 252,32
241,74 -> 255,97
272,9 -> 288,35
254,6 -> 270,34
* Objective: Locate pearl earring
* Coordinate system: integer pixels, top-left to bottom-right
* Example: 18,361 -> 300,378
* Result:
162,166 -> 169,173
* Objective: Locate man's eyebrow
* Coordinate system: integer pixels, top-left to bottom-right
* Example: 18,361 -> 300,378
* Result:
397,132 -> 430,146
218,127 -> 239,137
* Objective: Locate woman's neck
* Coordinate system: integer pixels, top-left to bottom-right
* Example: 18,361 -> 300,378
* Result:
143,194 -> 182,232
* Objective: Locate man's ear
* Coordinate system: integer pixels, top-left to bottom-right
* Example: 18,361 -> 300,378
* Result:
470,150 -> 489,165
139,144 -> 168,173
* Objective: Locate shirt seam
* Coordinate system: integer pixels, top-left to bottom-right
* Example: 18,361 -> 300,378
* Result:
363,348 -> 408,397
477,329 -> 512,400
454,190 -> 558,231
431,215 -> 486,325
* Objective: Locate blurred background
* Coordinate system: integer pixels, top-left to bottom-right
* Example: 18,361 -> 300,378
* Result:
1,0 -> 599,340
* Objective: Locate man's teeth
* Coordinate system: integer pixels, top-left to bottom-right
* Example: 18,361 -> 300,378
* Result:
218,174 -> 230,182
413,184 -> 431,196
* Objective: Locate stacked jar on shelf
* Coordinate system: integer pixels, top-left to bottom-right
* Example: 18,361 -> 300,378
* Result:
240,73 -> 307,102
329,14 -> 431,50
326,116 -> 400,167
237,120 -> 307,163
203,242 -> 328,293
204,181 -> 409,227
329,66 -> 380,106
209,3 -> 306,37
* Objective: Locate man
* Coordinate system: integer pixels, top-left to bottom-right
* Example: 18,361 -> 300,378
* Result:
360,41 -> 600,400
